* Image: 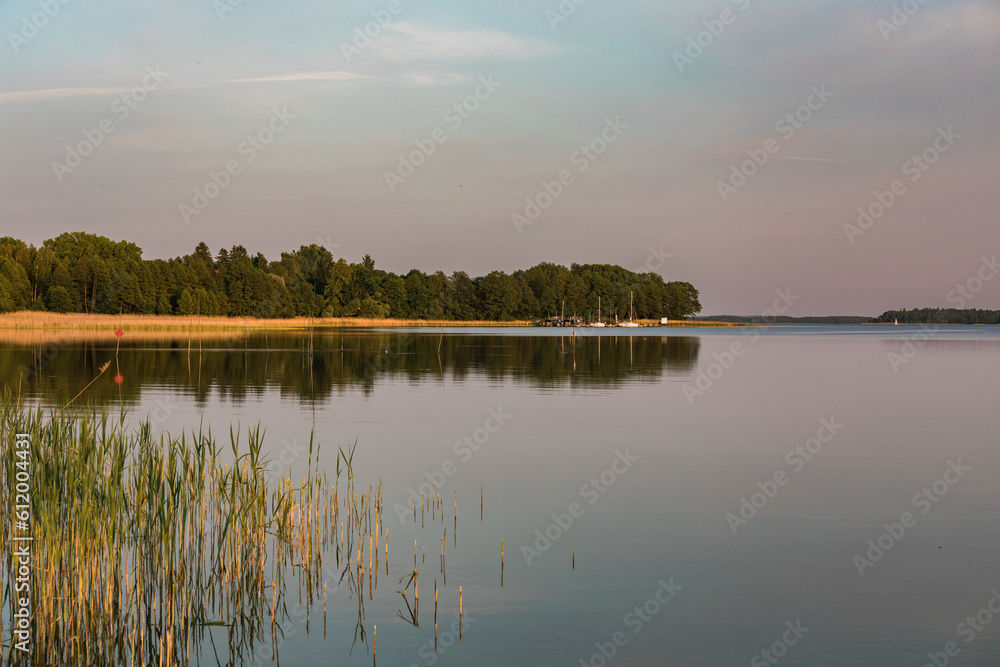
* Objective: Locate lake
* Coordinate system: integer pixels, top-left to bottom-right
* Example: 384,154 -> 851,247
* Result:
3,325 -> 999,666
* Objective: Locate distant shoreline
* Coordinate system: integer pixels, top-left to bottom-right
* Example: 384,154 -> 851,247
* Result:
0,312 -> 741,332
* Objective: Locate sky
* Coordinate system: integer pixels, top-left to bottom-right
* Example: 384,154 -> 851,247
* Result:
1,0 -> 998,316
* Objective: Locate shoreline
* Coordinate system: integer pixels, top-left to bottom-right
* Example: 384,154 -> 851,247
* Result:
0,312 -> 740,332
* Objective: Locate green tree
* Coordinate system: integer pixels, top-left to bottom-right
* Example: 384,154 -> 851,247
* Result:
178,289 -> 196,315
478,271 -> 519,320
359,296 -> 390,318
156,294 -> 173,315
0,257 -> 31,311
380,275 -> 408,317
227,280 -> 248,316
0,277 -> 16,313
664,281 -> 701,319
448,272 -> 478,320
45,285 -> 77,313
0,234 -> 705,322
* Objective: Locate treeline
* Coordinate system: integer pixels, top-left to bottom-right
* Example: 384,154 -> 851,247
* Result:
0,232 -> 701,321
702,315 -> 871,324
873,309 -> 1000,325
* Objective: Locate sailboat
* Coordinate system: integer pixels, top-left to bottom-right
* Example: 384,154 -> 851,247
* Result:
622,292 -> 639,327
894,318 -> 899,325
592,296 -> 606,327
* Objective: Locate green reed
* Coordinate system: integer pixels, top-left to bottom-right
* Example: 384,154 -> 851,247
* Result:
0,391 -> 382,666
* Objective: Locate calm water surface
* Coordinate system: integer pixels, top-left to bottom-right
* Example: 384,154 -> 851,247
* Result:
3,325 -> 1000,666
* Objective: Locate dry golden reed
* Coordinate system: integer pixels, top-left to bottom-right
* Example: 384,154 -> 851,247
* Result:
0,312 -> 536,333
0,396 -> 388,666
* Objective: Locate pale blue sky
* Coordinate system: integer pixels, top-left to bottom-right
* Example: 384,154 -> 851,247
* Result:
1,0 -> 997,315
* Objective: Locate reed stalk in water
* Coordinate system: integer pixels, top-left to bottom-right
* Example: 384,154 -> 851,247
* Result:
0,392 -> 389,666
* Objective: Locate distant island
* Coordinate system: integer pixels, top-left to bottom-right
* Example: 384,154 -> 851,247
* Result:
0,233 -> 701,323
872,309 -> 1000,325
702,311 -> 1000,325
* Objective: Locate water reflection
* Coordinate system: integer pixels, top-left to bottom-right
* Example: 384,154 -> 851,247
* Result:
0,331 -> 700,405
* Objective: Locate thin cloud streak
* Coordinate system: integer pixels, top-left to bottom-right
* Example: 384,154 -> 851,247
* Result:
0,72 -> 368,105
221,72 -> 369,84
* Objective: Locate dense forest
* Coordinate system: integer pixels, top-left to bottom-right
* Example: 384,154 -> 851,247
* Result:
873,309 -> 1000,324
0,232 -> 701,321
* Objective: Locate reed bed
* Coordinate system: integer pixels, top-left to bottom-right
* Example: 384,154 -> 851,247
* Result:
0,329 -> 247,347
0,394 -> 388,666
0,313 -> 534,332
655,320 -> 742,327
619,319 -> 740,327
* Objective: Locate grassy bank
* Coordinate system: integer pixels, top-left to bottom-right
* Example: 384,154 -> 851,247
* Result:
0,312 -> 737,333
641,319 -> 742,327
0,313 -> 535,332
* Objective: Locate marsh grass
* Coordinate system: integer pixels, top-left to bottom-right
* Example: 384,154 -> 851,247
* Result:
0,329 -> 248,346
0,393 -> 386,666
0,313 -> 534,333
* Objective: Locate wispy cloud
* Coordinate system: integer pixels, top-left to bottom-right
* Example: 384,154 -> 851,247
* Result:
0,71 -> 368,105
369,23 -> 554,63
221,71 -> 369,84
